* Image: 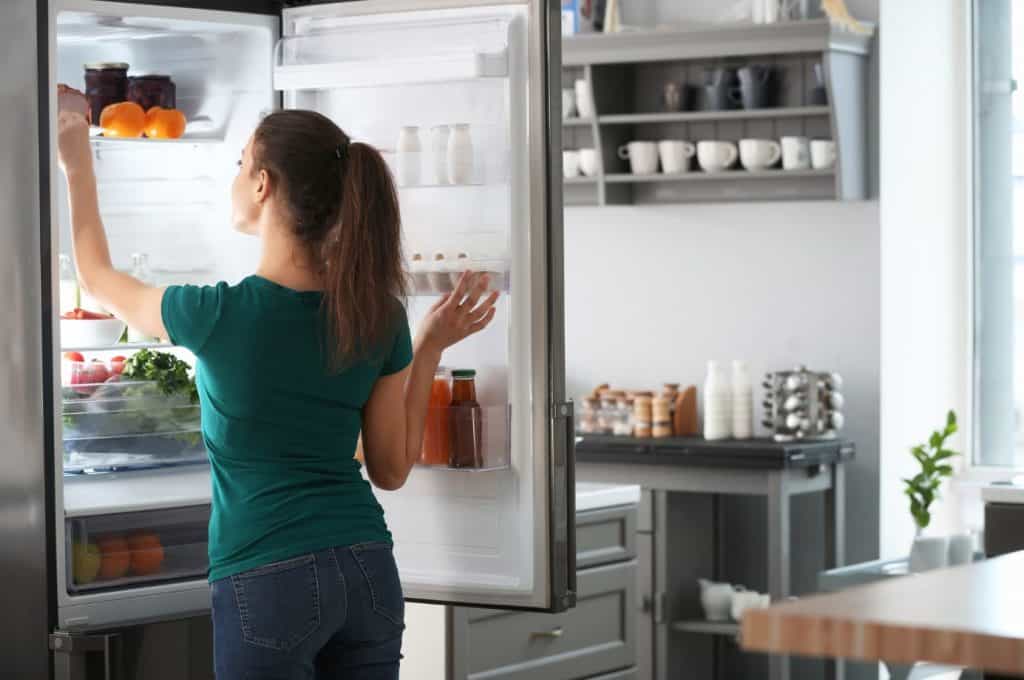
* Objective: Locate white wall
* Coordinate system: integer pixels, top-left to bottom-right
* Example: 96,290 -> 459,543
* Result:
565,201 -> 881,563
878,0 -> 970,559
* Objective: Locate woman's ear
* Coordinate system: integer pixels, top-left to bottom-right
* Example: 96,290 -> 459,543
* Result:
255,168 -> 271,205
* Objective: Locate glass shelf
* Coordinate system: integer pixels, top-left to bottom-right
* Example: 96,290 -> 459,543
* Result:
61,341 -> 174,353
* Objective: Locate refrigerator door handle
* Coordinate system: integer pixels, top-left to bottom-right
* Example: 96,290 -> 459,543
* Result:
552,400 -> 577,609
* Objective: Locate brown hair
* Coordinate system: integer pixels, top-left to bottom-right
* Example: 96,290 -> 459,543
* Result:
251,110 -> 406,369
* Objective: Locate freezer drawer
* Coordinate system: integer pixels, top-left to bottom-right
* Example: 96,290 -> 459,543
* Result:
66,505 -> 209,594
453,561 -> 636,680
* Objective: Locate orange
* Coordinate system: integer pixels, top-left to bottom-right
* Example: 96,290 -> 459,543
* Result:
143,107 -> 187,140
128,532 -> 165,576
99,102 -> 146,138
96,535 -> 131,579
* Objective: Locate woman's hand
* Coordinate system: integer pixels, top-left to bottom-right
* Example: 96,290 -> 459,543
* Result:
416,271 -> 499,356
57,110 -> 93,176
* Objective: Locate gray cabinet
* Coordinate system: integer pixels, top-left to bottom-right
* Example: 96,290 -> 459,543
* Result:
450,504 -> 638,680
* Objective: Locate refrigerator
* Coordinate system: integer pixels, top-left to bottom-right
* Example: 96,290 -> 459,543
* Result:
0,0 -> 572,676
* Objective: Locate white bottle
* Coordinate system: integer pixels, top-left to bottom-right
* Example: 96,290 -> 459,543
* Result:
58,254 -> 79,315
430,125 -> 450,185
731,360 -> 754,440
127,253 -> 155,343
703,360 -> 733,441
396,126 -> 422,187
447,123 -> 474,184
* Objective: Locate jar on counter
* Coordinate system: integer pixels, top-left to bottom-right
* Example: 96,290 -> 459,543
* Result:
577,397 -> 600,434
612,397 -> 633,436
449,369 -> 483,468
633,396 -> 653,439
652,396 -> 672,438
127,75 -> 176,112
84,62 -> 129,124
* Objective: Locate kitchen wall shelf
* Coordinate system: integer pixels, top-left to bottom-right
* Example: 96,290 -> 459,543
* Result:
672,620 -> 741,638
560,19 -> 875,205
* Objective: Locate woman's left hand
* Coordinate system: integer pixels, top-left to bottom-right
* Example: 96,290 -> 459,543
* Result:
57,110 -> 93,176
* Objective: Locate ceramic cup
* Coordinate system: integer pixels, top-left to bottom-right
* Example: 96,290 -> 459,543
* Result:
562,150 -> 581,178
947,533 -> 974,566
739,138 -> 782,171
562,88 -> 577,120
731,590 -> 770,621
781,136 -> 811,170
811,139 -> 837,169
575,79 -> 595,119
618,141 -> 659,175
658,140 -> 696,174
909,535 -> 950,573
579,148 -> 600,177
697,140 -> 738,173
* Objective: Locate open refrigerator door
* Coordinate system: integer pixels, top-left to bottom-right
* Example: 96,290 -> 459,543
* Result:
279,0 -> 572,611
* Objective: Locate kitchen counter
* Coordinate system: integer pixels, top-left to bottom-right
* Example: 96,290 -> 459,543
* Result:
742,551 -> 1024,676
575,481 -> 642,512
576,434 -> 855,469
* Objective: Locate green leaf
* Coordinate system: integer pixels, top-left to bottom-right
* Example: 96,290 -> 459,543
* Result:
934,449 -> 958,462
947,410 -> 957,427
929,432 -> 942,449
935,464 -> 954,477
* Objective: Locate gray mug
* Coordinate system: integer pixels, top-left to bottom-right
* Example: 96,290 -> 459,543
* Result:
703,68 -> 737,111
732,65 -> 773,109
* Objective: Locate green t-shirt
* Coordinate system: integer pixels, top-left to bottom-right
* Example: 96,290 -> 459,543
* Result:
161,275 -> 412,582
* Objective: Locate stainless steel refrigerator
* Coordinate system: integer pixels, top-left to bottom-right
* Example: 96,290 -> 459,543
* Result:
0,1 -> 571,676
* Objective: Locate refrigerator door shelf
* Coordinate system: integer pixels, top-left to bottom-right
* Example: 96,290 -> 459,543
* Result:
274,49 -> 508,91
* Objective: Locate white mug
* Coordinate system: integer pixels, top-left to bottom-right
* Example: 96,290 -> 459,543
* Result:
781,136 -> 811,170
811,139 -> 837,169
579,148 -> 600,177
739,138 -> 782,171
562,88 -> 576,120
575,79 -> 595,119
658,140 -> 696,174
563,150 -> 581,178
618,141 -> 659,175
697,140 -> 738,173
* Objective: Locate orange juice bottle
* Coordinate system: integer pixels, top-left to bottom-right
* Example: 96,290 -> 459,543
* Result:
421,367 -> 452,465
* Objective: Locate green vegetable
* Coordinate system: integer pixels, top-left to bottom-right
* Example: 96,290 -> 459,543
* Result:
121,349 -> 198,404
902,410 -> 959,533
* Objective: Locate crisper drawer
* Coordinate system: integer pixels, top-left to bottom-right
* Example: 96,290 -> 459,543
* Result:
62,372 -> 205,474
67,505 -> 209,594
458,561 -> 636,680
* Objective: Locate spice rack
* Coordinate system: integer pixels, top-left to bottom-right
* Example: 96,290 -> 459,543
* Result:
561,19 -> 875,205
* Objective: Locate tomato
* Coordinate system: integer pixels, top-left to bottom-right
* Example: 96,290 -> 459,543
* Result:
110,356 -> 126,376
84,360 -> 110,385
63,308 -> 112,320
63,351 -> 85,363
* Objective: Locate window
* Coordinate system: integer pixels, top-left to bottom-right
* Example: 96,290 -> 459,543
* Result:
974,0 -> 1024,465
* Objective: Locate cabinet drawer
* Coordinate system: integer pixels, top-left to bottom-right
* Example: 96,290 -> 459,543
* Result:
457,561 -> 636,680
576,506 -> 637,569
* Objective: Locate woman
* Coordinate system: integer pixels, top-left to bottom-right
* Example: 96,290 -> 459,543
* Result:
57,108 -> 498,679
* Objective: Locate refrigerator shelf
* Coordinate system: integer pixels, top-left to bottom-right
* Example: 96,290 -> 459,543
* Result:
64,466 -> 212,518
61,341 -> 174,353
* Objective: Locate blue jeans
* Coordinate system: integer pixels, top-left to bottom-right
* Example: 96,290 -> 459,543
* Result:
211,542 -> 404,680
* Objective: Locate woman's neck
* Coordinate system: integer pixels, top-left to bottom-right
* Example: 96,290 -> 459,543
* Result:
255,221 -> 322,292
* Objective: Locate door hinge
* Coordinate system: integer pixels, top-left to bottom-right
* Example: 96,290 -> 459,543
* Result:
552,400 -> 574,420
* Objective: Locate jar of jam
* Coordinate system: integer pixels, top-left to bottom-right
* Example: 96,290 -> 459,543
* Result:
84,62 -> 129,124
449,369 -> 482,468
127,75 -> 176,112
420,367 -> 452,466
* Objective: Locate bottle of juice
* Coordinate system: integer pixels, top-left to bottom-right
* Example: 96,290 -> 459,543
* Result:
421,367 -> 452,465
450,369 -> 482,468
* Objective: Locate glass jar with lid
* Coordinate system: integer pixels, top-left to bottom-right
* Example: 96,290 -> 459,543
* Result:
84,62 -> 129,124
449,369 -> 482,468
127,75 -> 176,112
577,397 -> 600,434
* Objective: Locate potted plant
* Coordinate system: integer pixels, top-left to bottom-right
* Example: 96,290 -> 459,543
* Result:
903,410 -> 959,572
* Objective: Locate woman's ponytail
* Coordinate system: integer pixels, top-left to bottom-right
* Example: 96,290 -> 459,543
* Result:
322,141 -> 406,369
251,111 -> 407,371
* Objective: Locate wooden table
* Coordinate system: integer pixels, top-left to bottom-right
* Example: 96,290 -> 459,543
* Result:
742,551 -> 1024,676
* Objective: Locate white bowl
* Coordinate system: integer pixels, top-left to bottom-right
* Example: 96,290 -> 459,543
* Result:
60,318 -> 127,349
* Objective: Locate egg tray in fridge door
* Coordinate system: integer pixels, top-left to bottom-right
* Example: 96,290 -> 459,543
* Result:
761,366 -> 845,442
61,377 -> 206,474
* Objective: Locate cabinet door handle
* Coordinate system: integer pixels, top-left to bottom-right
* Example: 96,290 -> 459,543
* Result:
530,627 -> 564,640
